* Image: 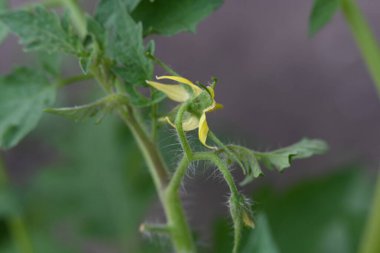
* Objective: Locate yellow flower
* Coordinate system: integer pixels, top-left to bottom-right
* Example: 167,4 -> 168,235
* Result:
146,75 -> 222,149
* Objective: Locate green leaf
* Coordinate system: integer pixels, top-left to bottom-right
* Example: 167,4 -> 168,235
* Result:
0,0 -> 8,43
45,94 -> 129,123
78,17 -> 104,74
106,0 -> 153,87
132,0 -> 224,36
0,188 -> 20,217
95,0 -> 141,25
256,138 -> 328,171
0,6 -> 82,54
0,68 -> 56,149
255,168 -> 374,253
27,119 -> 158,252
309,0 -> 341,36
225,138 -> 328,185
241,214 -> 280,253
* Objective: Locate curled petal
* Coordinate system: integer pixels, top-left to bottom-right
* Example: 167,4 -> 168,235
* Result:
198,113 -> 215,149
156,75 -> 202,95
182,115 -> 200,131
146,81 -> 190,102
162,114 -> 199,131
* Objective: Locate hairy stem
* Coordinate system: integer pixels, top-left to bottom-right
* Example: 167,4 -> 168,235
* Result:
342,0 -> 380,96
0,155 -> 34,253
175,104 -> 193,160
358,173 -> 380,253
65,1 -> 196,251
193,152 -> 242,253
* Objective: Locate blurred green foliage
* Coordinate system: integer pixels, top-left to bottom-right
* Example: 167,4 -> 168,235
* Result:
211,168 -> 373,253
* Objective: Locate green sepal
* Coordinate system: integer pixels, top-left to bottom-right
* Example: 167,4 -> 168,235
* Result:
45,94 -> 129,123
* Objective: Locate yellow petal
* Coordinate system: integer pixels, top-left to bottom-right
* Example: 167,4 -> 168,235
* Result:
156,75 -> 202,95
146,80 -> 190,102
182,115 -> 199,131
198,113 -> 215,149
162,115 -> 199,131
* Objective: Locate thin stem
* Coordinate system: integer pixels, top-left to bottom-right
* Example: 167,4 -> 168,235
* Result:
175,104 -> 193,160
140,223 -> 170,236
209,131 -> 244,170
194,152 -> 239,197
193,152 -> 241,253
61,0 -> 87,38
150,89 -> 158,141
342,0 -> 380,96
146,53 -> 180,76
167,156 -> 190,194
0,155 -> 34,253
57,74 -> 94,88
358,173 -> 380,253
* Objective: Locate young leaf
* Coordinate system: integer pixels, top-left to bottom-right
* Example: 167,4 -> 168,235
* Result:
309,0 -> 341,36
0,0 -> 8,43
106,0 -> 153,87
256,138 -> 328,171
45,94 -> 129,123
0,68 -> 56,149
0,6 -> 82,54
132,0 -> 224,36
95,0 -> 141,25
225,138 -> 328,185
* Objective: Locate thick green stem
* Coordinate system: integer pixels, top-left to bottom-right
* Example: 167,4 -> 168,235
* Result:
342,0 -> 380,96
65,1 -> 196,251
358,173 -> 380,253
0,155 -> 34,253
118,107 -> 169,191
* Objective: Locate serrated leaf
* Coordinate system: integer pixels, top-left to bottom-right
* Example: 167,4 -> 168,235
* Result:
106,0 -> 153,87
309,0 -> 341,36
225,139 -> 328,185
0,68 -> 56,149
45,94 -> 129,123
95,0 -> 141,25
0,0 -> 8,43
0,6 -> 82,54
132,0 -> 224,36
256,138 -> 328,171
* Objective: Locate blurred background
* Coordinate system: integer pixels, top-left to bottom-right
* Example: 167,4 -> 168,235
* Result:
1,0 -> 379,252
